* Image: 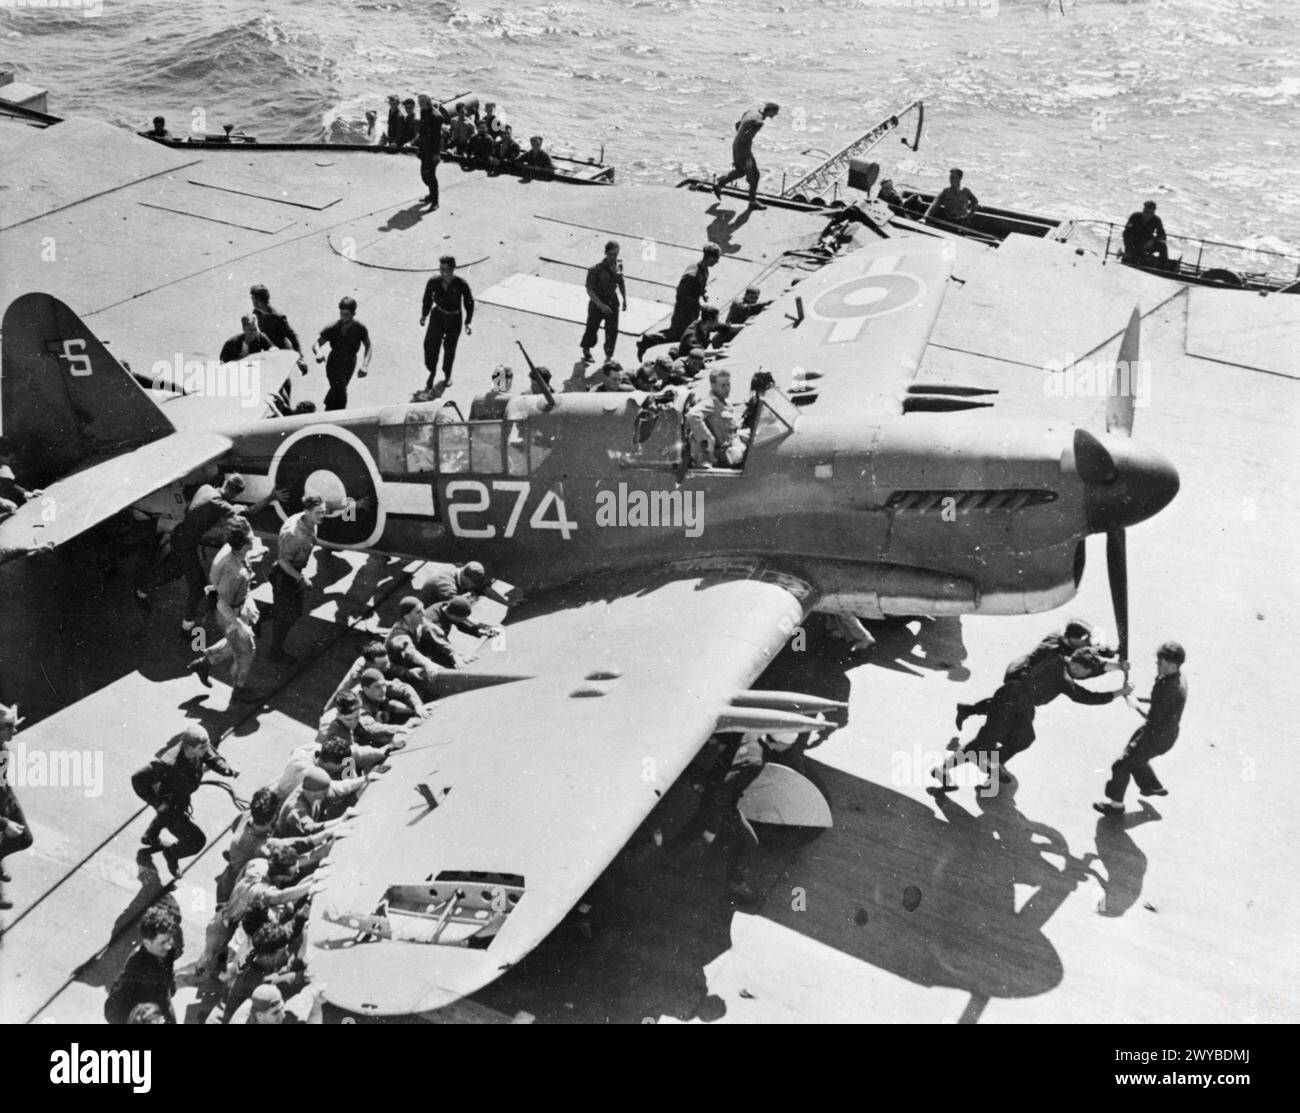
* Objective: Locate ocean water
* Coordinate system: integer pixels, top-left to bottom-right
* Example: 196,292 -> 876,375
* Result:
4,0 -> 1299,258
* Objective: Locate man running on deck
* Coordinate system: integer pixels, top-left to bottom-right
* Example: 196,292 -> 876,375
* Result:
312,296 -> 372,411
420,255 -> 475,389
713,102 -> 779,210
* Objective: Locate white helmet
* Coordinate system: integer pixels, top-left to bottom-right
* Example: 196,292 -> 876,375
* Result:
491,365 -> 514,393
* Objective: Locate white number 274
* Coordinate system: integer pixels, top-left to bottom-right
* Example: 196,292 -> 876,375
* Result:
445,479 -> 576,541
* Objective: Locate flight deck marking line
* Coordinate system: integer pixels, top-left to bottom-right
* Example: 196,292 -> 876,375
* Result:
532,215 -> 763,264
537,256 -> 679,290
0,157 -> 205,233
17,560 -> 431,1023
79,190 -> 434,320
186,176 -> 342,211
137,199 -> 295,235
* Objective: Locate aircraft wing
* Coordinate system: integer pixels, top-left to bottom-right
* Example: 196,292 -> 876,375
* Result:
0,431 -> 232,561
717,237 -> 953,412
305,558 -> 818,1015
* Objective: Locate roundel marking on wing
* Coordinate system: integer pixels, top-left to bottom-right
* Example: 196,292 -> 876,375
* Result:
811,271 -> 925,344
268,423 -> 385,549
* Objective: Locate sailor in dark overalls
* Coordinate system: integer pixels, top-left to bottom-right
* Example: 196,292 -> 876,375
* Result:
933,639 -> 1129,793
132,725 -> 239,877
1095,642 -> 1187,814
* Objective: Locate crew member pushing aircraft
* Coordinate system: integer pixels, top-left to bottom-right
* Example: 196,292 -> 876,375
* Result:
1095,641 -> 1187,814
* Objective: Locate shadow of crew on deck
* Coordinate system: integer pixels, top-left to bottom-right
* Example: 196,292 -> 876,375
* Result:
704,202 -> 752,256
71,855 -> 181,998
1092,800 -> 1160,918
377,203 -> 431,234
865,616 -> 971,682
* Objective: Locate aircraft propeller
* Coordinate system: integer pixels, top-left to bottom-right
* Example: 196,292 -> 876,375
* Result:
1103,307 -> 1143,674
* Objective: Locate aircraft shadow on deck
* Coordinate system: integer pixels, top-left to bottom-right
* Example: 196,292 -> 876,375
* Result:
464,629 -> 1159,1025
471,753 -> 1108,1023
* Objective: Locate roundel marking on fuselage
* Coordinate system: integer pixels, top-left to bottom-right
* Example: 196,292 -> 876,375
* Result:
811,270 -> 925,344
268,423 -> 385,549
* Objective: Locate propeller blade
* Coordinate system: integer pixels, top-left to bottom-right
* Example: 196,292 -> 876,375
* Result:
1106,527 -> 1129,665
1106,306 -> 1141,438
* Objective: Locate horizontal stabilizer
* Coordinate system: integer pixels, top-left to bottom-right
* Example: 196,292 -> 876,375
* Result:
0,431 -> 232,562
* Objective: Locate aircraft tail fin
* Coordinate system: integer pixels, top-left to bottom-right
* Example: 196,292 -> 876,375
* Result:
1,292 -> 174,485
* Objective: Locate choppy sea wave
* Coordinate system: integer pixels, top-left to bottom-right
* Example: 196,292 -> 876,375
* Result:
2,0 -> 1297,249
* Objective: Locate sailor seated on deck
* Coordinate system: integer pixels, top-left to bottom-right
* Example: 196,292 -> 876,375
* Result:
495,124 -> 523,166
1121,200 -> 1171,268
447,103 -> 476,153
925,168 -> 979,228
466,119 -> 498,171
356,667 -> 429,728
686,367 -> 748,469
140,115 -> 171,140
519,134 -> 555,178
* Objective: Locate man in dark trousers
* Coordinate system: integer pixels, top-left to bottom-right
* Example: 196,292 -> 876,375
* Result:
713,101 -> 779,210
1122,200 -> 1169,267
1095,641 -> 1187,814
311,296 -> 373,411
581,240 -> 628,364
932,644 -> 1130,793
132,725 -> 239,877
104,905 -> 179,1024
0,703 -> 33,911
637,243 -> 720,360
416,93 -> 442,208
420,255 -> 475,389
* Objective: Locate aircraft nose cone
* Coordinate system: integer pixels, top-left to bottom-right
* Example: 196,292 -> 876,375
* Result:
1081,434 -> 1180,532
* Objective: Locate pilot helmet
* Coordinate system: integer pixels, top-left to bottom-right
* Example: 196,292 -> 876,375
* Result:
491,365 -> 514,393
